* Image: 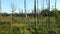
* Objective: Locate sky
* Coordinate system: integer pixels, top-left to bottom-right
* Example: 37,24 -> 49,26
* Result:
1,0 -> 60,13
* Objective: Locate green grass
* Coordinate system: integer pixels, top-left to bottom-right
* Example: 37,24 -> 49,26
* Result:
0,16 -> 60,34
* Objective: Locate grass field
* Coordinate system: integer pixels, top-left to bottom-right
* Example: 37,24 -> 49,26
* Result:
0,16 -> 60,34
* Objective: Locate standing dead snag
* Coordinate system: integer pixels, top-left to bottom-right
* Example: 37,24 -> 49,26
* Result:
53,0 -> 57,33
41,0 -> 45,33
0,0 -> 2,34
55,0 -> 56,10
10,0 -> 16,33
0,0 -> 2,22
34,0 -> 38,33
34,0 -> 36,28
46,0 -> 50,31
24,0 -> 27,21
37,0 -> 39,24
10,0 -> 16,24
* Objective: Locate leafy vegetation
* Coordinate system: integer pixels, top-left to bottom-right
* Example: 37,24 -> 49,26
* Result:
0,9 -> 60,34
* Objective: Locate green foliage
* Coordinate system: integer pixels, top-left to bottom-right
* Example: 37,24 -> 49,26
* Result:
0,9 -> 60,34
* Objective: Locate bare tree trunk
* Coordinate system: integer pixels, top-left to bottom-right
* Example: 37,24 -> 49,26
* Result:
41,0 -> 44,23
10,0 -> 16,24
55,0 -> 56,10
24,0 -> 27,22
0,0 -> 2,34
53,0 -> 57,33
34,0 -> 38,34
0,0 -> 2,22
37,0 -> 39,24
46,0 -> 50,32
10,0 -> 16,34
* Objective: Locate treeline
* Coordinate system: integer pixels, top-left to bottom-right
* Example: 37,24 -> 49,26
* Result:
1,9 -> 60,17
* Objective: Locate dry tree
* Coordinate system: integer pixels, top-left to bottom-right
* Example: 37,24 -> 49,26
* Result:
0,0 -> 2,22
34,0 -> 38,33
10,0 -> 16,24
55,0 -> 56,10
24,0 -> 27,22
0,0 -> 2,34
37,0 -> 39,24
46,0 -> 50,30
10,0 -> 16,33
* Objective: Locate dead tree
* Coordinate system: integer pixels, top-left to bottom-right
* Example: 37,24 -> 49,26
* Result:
0,0 -> 2,34
0,0 -> 2,22
34,0 -> 38,34
40,0 -> 44,22
42,0 -> 44,10
10,0 -> 16,33
10,0 -> 16,24
46,0 -> 50,30
54,0 -> 57,33
24,0 -> 31,33
42,0 -> 44,33
24,0 -> 27,21
37,0 -> 39,24
55,0 -> 56,10
19,9 -> 21,16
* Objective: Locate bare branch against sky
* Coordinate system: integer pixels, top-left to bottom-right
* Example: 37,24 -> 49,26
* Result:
10,0 -> 16,25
